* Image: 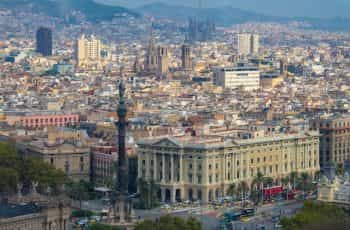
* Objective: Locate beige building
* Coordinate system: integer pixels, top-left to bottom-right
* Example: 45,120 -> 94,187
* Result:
137,131 -> 320,203
20,129 -> 90,181
237,33 -> 259,56
75,35 -> 101,69
310,114 -> 350,169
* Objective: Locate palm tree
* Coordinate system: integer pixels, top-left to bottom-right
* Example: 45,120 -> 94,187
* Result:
299,172 -> 310,199
251,172 -> 265,205
227,183 -> 237,199
237,181 -> 249,207
336,163 -> 345,176
290,172 -> 298,190
281,176 -> 290,200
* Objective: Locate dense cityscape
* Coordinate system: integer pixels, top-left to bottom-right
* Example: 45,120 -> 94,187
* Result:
0,1 -> 350,230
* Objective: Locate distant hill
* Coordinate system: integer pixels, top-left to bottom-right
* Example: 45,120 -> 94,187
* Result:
0,0 -> 138,21
137,2 -> 350,31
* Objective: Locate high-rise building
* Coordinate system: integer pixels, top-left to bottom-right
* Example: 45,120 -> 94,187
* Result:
75,35 -> 101,68
237,33 -> 259,56
251,34 -> 260,54
157,46 -> 169,76
181,44 -> 192,70
237,33 -> 251,56
213,63 -> 260,91
188,17 -> 215,43
36,27 -> 52,56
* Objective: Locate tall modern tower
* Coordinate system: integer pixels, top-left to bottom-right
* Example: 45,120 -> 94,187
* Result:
36,27 -> 52,56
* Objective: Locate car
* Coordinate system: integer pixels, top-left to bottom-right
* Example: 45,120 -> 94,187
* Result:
256,224 -> 265,230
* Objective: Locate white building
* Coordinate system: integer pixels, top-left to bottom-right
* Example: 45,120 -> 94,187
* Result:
213,64 -> 260,91
237,33 -> 259,56
318,174 -> 350,206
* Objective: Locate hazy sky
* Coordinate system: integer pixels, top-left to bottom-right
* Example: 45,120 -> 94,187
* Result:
95,0 -> 350,18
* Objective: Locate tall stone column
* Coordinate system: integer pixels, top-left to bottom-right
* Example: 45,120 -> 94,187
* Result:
162,154 -> 166,183
146,154 -> 150,180
161,188 -> 166,202
171,189 -> 176,203
171,155 -> 175,183
153,154 -> 157,181
179,155 -> 183,182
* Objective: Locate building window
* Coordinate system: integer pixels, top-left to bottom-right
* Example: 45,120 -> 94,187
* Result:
50,158 -> 54,165
80,156 -> 84,162
216,163 -> 219,169
80,164 -> 84,172
209,175 -> 212,183
209,164 -> 212,170
188,174 -> 193,182
269,165 -> 273,174
189,163 -> 193,169
237,172 -> 240,179
216,174 -> 219,182
197,175 -> 202,183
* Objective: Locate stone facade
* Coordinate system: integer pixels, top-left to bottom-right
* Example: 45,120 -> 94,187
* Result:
0,200 -> 70,230
137,131 -> 320,203
311,114 -> 350,169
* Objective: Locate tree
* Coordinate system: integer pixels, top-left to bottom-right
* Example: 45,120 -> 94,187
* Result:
226,183 -> 237,199
237,181 -> 249,207
136,178 -> 159,209
297,172 -> 313,199
0,167 -> 19,195
290,172 -> 298,190
135,215 -> 201,230
0,141 -> 67,197
281,201 -> 348,230
250,172 -> 265,205
281,176 -> 290,188
66,180 -> 91,209
89,223 -> 121,230
336,163 -> 345,176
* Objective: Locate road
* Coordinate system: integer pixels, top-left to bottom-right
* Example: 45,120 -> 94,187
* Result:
71,199 -> 304,230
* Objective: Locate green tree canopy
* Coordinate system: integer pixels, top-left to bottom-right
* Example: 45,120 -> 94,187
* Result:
89,223 -> 122,230
135,215 -> 201,230
281,201 -> 348,230
0,141 -> 67,196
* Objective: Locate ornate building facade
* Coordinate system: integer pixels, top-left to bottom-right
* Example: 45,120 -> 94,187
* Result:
137,131 -> 320,203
